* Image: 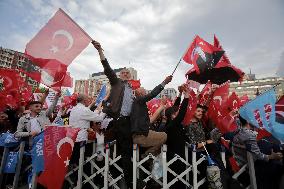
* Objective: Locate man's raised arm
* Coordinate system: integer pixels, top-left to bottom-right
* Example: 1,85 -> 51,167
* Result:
92,41 -> 118,85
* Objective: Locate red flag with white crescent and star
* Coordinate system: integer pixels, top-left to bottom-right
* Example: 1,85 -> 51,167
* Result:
182,90 -> 198,125
25,9 -> 91,88
37,126 -> 80,189
207,82 -> 231,131
198,80 -> 212,106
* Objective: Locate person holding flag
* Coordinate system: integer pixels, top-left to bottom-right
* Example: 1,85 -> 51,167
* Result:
131,75 -> 172,157
92,40 -> 136,187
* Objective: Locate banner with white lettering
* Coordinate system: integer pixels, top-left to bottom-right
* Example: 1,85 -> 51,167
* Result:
32,131 -> 44,173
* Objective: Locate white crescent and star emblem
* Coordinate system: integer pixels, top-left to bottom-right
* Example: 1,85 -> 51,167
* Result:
50,29 -> 74,53
232,100 -> 238,109
56,136 -> 74,167
41,70 -> 65,87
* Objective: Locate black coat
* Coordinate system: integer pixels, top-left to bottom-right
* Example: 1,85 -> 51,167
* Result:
166,97 -> 188,158
101,59 -> 126,119
130,84 -> 164,135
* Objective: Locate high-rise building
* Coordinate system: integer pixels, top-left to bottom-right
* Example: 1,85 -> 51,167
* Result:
0,47 -> 40,88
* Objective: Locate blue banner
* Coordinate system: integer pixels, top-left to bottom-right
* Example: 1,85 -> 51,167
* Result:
240,89 -> 284,141
4,151 -> 18,173
95,85 -> 107,106
239,89 -> 276,130
0,132 -> 19,147
31,131 -> 44,173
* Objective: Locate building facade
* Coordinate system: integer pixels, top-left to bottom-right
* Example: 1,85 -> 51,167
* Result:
230,76 -> 284,99
74,67 -> 138,96
0,47 -> 40,88
74,79 -> 104,97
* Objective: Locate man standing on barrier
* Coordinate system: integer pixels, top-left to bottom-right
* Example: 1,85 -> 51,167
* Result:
92,40 -> 134,188
131,75 -> 172,157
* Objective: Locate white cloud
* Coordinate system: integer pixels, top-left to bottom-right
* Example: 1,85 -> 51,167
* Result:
1,0 -> 284,92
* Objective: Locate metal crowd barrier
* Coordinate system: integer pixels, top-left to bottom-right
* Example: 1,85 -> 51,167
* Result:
0,140 -> 31,189
0,140 -> 257,189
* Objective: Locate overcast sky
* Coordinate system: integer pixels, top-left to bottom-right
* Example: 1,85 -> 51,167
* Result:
1,0 -> 284,91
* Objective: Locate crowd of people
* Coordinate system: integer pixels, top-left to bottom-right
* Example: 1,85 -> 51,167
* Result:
0,40 -> 284,189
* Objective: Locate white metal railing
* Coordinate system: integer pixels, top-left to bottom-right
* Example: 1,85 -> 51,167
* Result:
0,140 -> 257,189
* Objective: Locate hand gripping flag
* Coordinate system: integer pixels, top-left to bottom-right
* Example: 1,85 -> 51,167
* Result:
37,126 -> 80,189
25,9 -> 91,88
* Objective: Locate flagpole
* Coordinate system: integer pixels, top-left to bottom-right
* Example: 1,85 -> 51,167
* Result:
171,58 -> 182,75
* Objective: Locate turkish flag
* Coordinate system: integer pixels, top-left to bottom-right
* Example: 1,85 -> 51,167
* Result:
183,35 -> 224,74
218,113 -> 238,134
208,82 -> 230,130
182,90 -> 198,125
224,92 -> 241,113
25,9 -> 91,88
198,80 -> 212,106
37,126 -> 80,189
128,79 -> 141,90
147,98 -> 173,115
0,69 -> 21,94
186,79 -> 201,91
239,94 -> 249,106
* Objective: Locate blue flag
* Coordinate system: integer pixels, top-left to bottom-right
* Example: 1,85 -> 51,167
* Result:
0,132 -> 19,147
4,151 -> 18,173
95,85 -> 107,106
239,89 -> 284,141
239,89 -> 276,130
31,131 -> 44,173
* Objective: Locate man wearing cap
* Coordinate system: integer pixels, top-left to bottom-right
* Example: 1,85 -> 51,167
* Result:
15,92 -> 60,139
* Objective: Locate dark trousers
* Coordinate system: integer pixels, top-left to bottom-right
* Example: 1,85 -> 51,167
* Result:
111,117 -> 133,187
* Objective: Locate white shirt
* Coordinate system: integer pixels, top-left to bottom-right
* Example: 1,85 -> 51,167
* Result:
30,117 -> 42,133
69,103 -> 105,142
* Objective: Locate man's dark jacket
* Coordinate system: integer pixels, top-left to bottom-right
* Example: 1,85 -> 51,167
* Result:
101,59 -> 126,119
130,84 -> 164,136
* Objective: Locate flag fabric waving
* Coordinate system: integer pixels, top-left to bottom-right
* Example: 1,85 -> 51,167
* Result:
239,89 -> 284,141
239,89 -> 276,129
183,35 -> 224,74
128,79 -> 141,90
37,126 -> 80,189
182,90 -> 198,125
95,84 -> 107,106
25,9 -> 91,88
